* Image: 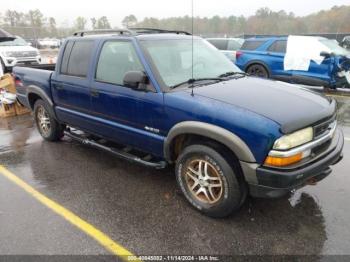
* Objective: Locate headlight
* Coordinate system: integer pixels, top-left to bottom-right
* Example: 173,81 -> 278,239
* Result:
264,127 -> 313,167
4,51 -> 14,57
273,127 -> 313,150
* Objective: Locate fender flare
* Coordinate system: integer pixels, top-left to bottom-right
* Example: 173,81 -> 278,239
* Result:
26,85 -> 57,119
163,121 -> 256,163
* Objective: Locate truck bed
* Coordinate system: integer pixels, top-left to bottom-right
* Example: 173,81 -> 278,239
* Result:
13,65 -> 55,109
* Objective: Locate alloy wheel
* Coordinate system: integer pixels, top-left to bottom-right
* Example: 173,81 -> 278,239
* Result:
184,159 -> 223,204
37,106 -> 51,136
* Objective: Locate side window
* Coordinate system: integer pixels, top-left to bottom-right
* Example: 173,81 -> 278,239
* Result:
268,40 -> 287,53
96,41 -> 144,85
207,40 -> 228,50
60,41 -> 74,75
241,40 -> 267,51
60,41 -> 94,77
227,40 -> 242,51
66,41 -> 94,77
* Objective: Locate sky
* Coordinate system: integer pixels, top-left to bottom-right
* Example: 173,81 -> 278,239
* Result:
1,0 -> 349,27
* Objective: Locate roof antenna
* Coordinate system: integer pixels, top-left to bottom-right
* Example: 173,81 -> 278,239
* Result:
191,0 -> 194,97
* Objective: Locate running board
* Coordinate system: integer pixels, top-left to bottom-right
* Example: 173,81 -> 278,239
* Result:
64,130 -> 167,169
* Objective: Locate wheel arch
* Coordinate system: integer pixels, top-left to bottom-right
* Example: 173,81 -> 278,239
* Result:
27,85 -> 57,119
164,121 -> 256,163
244,61 -> 271,77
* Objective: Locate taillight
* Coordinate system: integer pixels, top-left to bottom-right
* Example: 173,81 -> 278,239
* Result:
12,74 -> 23,87
15,79 -> 23,87
236,51 -> 243,60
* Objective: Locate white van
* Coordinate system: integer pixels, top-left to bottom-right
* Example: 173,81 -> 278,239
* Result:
0,37 -> 41,72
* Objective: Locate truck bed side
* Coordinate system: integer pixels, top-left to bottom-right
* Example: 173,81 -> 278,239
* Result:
13,66 -> 55,110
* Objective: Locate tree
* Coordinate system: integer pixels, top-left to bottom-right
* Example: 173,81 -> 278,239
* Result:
91,17 -> 97,29
48,17 -> 57,36
3,10 -> 25,27
75,16 -> 87,30
26,9 -> 45,28
122,15 -> 138,28
3,10 -> 16,26
96,16 -> 111,29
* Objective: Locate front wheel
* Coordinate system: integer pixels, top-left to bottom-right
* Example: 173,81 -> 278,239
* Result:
34,99 -> 64,141
175,144 -> 246,218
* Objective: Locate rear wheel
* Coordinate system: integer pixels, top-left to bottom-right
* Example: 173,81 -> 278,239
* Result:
175,144 -> 246,218
34,99 -> 64,141
246,64 -> 269,78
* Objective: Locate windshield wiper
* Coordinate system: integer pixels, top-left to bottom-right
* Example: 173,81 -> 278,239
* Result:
218,71 -> 248,78
170,78 -> 222,89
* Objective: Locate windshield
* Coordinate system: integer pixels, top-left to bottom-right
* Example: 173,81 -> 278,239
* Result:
141,39 -> 242,88
0,37 -> 28,46
319,39 -> 349,56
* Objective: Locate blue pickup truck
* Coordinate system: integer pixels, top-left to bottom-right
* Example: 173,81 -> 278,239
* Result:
13,29 -> 344,217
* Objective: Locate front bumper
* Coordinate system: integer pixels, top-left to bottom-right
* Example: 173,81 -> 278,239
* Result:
3,56 -> 41,67
249,128 -> 344,198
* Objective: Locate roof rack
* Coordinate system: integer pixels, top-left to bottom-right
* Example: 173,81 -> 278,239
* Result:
73,29 -> 133,37
73,28 -> 191,37
128,27 -> 192,36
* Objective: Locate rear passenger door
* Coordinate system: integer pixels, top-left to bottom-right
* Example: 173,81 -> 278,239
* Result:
52,40 -> 95,127
266,40 -> 292,79
90,40 -> 164,156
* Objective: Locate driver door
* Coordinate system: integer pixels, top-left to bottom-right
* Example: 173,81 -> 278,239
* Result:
90,40 -> 164,156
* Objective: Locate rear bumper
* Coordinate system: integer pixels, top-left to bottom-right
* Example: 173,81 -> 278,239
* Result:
248,128 -> 344,198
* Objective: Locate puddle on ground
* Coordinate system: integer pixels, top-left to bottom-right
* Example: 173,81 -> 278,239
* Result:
0,115 -> 36,153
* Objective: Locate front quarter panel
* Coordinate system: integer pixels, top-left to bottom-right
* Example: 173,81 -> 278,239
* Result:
163,90 -> 282,164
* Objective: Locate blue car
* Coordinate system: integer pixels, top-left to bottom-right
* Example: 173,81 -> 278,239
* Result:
13,29 -> 344,217
235,36 -> 350,89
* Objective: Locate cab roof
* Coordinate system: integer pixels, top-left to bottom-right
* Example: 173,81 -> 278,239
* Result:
70,28 -> 196,41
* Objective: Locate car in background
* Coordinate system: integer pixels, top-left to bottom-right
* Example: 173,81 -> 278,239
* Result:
341,36 -> 350,50
235,36 -> 350,89
38,38 -> 61,49
207,38 -> 244,62
0,36 -> 41,73
25,39 -> 42,49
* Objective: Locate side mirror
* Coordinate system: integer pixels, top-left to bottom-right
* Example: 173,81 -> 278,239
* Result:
123,71 -> 148,90
320,51 -> 331,58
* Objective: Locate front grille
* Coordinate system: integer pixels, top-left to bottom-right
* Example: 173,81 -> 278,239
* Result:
312,139 -> 331,156
9,51 -> 38,58
314,116 -> 336,139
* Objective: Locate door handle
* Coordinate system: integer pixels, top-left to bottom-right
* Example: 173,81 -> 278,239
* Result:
90,89 -> 100,97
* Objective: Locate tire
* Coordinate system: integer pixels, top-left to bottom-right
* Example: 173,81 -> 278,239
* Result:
175,144 -> 246,218
34,99 -> 64,141
246,64 -> 269,78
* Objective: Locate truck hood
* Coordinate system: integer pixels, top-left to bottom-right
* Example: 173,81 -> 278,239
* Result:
186,77 -> 336,134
